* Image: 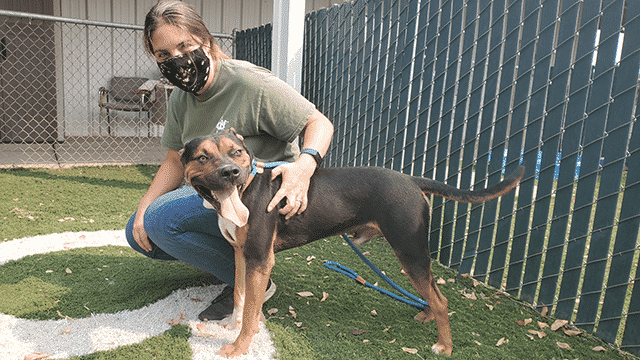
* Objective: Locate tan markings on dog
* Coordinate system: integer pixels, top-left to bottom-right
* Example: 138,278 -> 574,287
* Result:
349,223 -> 382,245
183,139 -> 222,184
217,136 -> 252,169
221,222 -> 249,330
219,228 -> 277,358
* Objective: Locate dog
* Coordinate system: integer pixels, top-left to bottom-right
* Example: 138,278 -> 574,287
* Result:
180,130 -> 525,357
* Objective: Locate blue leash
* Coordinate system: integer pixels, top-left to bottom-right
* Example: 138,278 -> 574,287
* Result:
325,234 -> 429,309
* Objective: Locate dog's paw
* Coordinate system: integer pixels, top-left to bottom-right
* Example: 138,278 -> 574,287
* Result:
431,342 -> 452,356
220,309 -> 242,330
219,343 -> 249,358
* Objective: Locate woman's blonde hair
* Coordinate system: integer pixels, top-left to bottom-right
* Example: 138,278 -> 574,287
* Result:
144,1 -> 229,61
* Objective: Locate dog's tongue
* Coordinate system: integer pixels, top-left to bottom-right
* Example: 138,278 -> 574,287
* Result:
217,187 -> 249,227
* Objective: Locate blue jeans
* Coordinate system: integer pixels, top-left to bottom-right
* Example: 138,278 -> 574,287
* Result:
125,185 -> 236,286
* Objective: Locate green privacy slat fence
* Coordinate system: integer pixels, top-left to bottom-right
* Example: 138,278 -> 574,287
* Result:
235,0 -> 640,354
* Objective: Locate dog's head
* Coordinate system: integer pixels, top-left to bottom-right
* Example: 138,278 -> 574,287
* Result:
180,129 -> 254,227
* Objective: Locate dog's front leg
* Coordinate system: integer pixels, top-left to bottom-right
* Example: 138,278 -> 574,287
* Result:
219,251 -> 274,357
220,246 -> 246,330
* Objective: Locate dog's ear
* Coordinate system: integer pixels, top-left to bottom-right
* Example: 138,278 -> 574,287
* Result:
179,140 -> 193,166
228,127 -> 245,142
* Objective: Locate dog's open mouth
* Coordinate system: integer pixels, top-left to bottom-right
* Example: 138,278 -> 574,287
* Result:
195,184 -> 249,228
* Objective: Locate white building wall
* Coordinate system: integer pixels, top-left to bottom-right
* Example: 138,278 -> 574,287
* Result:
48,0 -> 348,137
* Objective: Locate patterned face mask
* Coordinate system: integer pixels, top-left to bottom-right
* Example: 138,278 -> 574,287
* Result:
157,47 -> 211,94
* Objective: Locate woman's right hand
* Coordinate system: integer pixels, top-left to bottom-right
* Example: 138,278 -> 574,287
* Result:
132,210 -> 152,252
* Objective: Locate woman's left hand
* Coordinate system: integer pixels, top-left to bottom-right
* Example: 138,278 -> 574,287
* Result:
266,158 -> 316,219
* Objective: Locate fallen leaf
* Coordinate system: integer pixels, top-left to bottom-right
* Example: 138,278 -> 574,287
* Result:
472,279 -> 480,287
538,321 -> 548,329
541,306 -> 548,317
447,278 -> 455,283
517,318 -> 532,326
268,308 -> 279,316
25,353 -> 51,360
45,270 -> 53,273
525,334 -> 535,341
295,322 -> 303,328
65,268 -> 72,274
551,319 -> 569,331
306,255 -> 316,262
190,298 -> 202,302
297,291 -> 314,298
556,341 -> 571,350
61,326 -> 71,334
363,339 -> 370,343
461,273 -> 470,278
383,326 -> 391,332
563,329 -> 582,336
485,303 -> 494,311
464,292 -> 477,300
196,323 -> 207,332
167,318 -> 180,325
437,277 -> 446,285
402,347 -> 418,354
371,310 -> 378,316
321,292 -> 329,302
592,346 -> 607,352
496,337 -> 508,346
474,340 -> 482,346
349,329 -> 367,336
289,306 -> 297,318
389,339 -> 396,343
528,329 -> 547,338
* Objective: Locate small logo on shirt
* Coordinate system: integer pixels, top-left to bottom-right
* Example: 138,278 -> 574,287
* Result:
216,119 -> 229,132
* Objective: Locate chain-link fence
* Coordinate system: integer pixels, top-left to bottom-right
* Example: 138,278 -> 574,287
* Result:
0,10 -> 233,167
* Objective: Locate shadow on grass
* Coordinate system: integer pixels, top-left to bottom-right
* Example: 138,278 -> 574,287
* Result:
0,164 -> 158,192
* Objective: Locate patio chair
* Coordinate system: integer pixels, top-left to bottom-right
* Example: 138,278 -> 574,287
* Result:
99,77 -> 155,136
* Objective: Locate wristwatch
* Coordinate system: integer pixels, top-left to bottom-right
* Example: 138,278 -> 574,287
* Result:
300,148 -> 323,166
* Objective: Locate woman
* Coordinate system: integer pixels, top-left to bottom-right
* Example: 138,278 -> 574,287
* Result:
125,1 -> 333,322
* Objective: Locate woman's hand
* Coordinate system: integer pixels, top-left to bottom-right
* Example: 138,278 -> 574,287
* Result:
267,109 -> 334,219
266,157 -> 316,219
132,210 -> 153,252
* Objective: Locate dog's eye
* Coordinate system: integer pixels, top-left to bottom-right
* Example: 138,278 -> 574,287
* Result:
232,149 -> 243,157
197,155 -> 208,162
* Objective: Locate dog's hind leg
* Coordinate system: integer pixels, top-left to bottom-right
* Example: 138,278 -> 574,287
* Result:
400,258 -> 453,356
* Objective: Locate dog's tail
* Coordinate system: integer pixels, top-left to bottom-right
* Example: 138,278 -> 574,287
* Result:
412,165 -> 525,203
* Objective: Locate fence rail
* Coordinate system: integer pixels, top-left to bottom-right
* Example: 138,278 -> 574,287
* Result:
237,0 -> 640,355
0,10 -> 233,167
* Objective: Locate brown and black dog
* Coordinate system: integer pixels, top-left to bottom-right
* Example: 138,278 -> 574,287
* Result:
180,130 -> 524,357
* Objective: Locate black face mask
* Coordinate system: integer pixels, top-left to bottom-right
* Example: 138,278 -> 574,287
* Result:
157,47 -> 211,94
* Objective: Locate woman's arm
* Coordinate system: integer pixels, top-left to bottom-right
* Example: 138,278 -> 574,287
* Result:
267,109 -> 334,218
132,149 -> 185,251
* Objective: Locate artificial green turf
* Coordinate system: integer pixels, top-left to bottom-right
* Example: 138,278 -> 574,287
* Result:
265,237 -> 632,359
1,165 -> 157,242
1,165 -> 635,359
0,246 -> 217,320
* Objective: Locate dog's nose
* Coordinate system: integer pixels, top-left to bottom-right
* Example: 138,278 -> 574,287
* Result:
219,164 -> 241,181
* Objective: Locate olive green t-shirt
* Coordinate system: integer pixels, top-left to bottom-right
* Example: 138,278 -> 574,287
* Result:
161,59 -> 316,162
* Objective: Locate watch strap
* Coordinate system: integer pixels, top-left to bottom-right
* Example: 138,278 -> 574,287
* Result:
300,148 -> 323,166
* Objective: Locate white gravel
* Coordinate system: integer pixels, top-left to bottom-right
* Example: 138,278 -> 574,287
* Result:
0,230 -> 276,360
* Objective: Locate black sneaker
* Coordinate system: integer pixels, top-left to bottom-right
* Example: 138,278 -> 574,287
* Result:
198,285 -> 233,321
198,279 -> 277,321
